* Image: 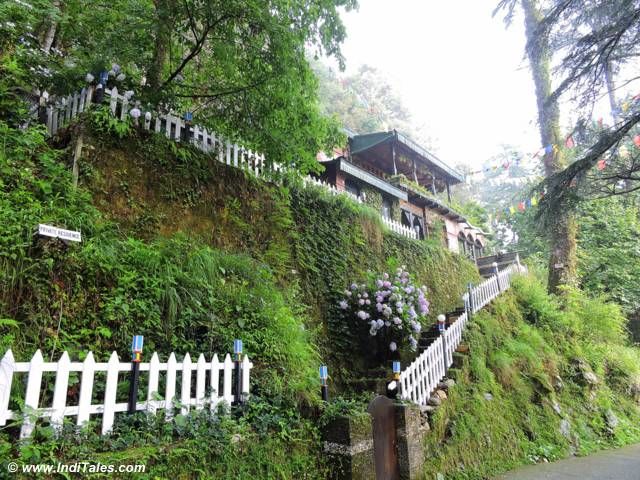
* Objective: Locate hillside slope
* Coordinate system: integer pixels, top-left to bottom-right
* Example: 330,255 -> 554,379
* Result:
422,274 -> 640,479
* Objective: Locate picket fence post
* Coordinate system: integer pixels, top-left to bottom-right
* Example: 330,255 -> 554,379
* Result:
77,352 -> 95,426
0,350 -> 15,426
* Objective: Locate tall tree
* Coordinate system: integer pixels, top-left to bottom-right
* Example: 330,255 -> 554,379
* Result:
520,1 -> 640,216
5,0 -> 358,174
497,0 -> 578,293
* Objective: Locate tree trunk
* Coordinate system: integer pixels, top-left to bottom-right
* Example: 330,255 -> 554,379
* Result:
604,61 -> 618,123
41,0 -> 61,53
148,0 -> 174,92
522,0 -> 577,293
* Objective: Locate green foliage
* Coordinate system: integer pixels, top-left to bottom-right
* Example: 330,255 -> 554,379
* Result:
7,0 -> 355,173
317,394 -> 371,428
91,105 -> 133,139
288,184 -> 478,382
423,273 -> 640,479
577,196 -> 640,315
0,122 -> 316,405
0,399 -> 326,479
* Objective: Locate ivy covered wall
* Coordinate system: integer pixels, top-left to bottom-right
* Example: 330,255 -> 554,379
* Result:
81,128 -> 479,385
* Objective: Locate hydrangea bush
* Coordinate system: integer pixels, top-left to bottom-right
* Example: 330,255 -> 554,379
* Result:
338,266 -> 429,359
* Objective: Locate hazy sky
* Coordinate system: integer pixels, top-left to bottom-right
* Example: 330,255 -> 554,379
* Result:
331,0 -> 541,169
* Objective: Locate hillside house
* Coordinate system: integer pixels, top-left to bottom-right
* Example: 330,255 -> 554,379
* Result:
317,130 -> 487,259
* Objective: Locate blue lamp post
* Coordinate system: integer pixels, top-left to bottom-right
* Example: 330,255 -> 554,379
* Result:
127,335 -> 143,414
319,365 -> 329,402
233,339 -> 243,405
387,361 -> 402,399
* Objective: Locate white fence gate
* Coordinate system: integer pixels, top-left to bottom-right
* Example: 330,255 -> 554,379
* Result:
398,263 -> 526,404
0,349 -> 252,438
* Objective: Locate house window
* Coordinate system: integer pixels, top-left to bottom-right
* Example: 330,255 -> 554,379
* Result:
413,216 -> 425,240
381,198 -> 392,219
466,236 -> 475,260
458,233 -> 466,255
345,179 -> 360,198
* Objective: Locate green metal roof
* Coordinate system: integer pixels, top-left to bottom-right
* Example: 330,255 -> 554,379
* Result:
349,130 -> 465,184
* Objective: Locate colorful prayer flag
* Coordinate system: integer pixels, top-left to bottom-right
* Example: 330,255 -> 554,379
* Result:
619,145 -> 629,158
518,202 -> 525,212
565,135 -> 575,148
597,159 -> 606,170
531,197 -> 538,206
509,206 -> 516,214
634,135 -> 640,148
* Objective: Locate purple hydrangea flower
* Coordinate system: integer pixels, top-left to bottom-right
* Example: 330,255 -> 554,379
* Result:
376,279 -> 383,288
389,342 -> 397,352
350,283 -> 358,291
358,299 -> 365,305
357,311 -> 368,320
393,317 -> 402,325
377,303 -> 384,312
339,300 -> 348,310
365,299 -> 371,305
376,319 -> 384,328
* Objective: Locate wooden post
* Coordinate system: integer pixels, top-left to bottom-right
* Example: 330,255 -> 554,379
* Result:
51,351 -> 70,432
392,141 -> 398,175
446,180 -> 451,203
467,282 -> 474,317
72,134 -> 83,188
102,352 -> 119,435
76,352 -> 94,426
494,262 -> 502,291
181,353 -> 192,415
21,350 -> 43,438
147,353 -> 160,413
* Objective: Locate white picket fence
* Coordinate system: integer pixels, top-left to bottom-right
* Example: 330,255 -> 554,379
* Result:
0,349 -> 252,438
399,263 -> 526,405
302,175 -> 362,203
381,216 -> 418,240
39,85 -> 420,241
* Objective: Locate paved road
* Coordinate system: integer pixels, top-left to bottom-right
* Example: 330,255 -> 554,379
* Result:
495,443 -> 640,480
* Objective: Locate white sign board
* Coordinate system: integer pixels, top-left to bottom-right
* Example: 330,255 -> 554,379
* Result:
38,224 -> 82,242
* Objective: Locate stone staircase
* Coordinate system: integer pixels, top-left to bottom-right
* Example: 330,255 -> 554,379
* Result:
417,307 -> 465,353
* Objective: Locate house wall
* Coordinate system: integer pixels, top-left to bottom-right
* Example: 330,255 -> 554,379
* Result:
444,218 -> 461,253
323,165 -> 486,254
399,200 -> 424,219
